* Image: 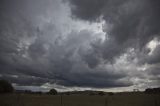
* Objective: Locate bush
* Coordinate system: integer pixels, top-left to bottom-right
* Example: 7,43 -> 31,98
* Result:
108,92 -> 114,96
98,91 -> 105,96
0,80 -> 14,93
89,92 -> 95,96
145,87 -> 160,94
47,88 -> 58,95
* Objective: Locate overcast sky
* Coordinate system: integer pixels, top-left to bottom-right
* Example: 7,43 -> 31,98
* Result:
0,0 -> 160,92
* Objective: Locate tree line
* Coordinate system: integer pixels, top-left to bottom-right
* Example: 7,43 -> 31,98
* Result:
0,79 -> 57,95
0,79 -> 160,94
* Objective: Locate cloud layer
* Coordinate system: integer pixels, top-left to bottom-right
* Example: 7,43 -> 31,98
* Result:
0,0 -> 160,91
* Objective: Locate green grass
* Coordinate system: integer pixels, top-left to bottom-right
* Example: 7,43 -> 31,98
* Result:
0,93 -> 160,106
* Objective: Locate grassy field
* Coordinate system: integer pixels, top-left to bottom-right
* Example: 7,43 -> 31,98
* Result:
0,93 -> 160,106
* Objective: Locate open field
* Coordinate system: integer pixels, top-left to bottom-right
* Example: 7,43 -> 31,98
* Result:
0,93 -> 160,106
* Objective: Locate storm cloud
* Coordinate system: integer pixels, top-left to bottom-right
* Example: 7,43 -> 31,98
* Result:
0,0 -> 160,91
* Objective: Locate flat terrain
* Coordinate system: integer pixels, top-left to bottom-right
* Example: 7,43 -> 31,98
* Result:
0,93 -> 160,106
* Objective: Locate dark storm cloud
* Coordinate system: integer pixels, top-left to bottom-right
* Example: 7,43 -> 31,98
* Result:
146,45 -> 160,64
58,69 -> 131,88
147,65 -> 160,76
0,74 -> 51,86
0,0 -> 130,88
68,0 -> 107,21
144,65 -> 160,85
67,0 -> 160,89
2,0 -> 160,90
135,42 -> 160,65
68,0 -> 160,62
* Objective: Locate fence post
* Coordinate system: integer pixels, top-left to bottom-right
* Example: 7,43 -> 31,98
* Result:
61,94 -> 63,106
105,97 -> 108,106
154,97 -> 158,106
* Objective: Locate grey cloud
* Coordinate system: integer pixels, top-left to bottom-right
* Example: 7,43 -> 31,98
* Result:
147,45 -> 160,64
145,65 -> 160,85
81,51 -> 100,68
56,62 -> 132,88
68,0 -> 107,21
136,43 -> 160,65
147,65 -> 160,76
68,0 -> 160,89
58,0 -> 160,91
0,74 -> 51,86
68,0 -> 160,60
1,0 -> 153,90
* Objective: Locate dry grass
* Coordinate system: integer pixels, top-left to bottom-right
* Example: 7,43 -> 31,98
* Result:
0,93 -> 160,106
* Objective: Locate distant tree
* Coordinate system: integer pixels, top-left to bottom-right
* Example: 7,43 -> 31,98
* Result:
89,92 -> 95,96
133,89 -> 139,92
0,80 -> 14,93
145,87 -> 160,94
65,92 -> 70,95
24,90 -> 32,94
98,91 -> 105,96
36,91 -> 43,95
108,92 -> 114,96
47,88 -> 58,95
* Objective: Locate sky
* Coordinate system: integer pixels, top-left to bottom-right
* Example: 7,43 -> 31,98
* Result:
0,0 -> 160,92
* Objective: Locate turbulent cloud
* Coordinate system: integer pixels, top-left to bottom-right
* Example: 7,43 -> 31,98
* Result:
69,0 -> 160,54
68,0 -> 107,21
68,0 -> 160,89
0,0 -> 160,91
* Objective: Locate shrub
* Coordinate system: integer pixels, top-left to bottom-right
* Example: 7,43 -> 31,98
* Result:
108,92 -> 114,96
47,88 -> 58,95
0,80 -> 14,93
98,91 -> 105,96
145,87 -> 160,94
